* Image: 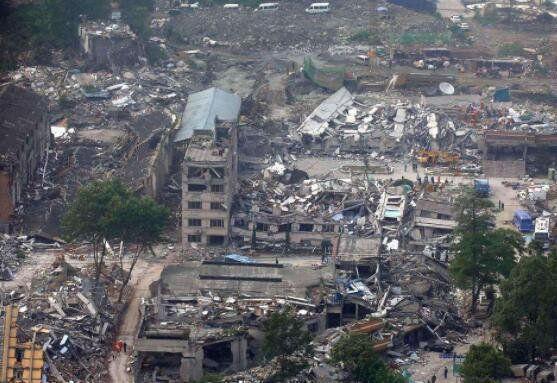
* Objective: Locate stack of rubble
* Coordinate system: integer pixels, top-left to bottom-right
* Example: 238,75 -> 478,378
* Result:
294,87 -> 478,162
0,234 -> 38,280
16,260 -> 124,382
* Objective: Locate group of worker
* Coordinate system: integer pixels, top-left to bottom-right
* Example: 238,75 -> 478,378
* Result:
426,366 -> 449,383
112,339 -> 129,359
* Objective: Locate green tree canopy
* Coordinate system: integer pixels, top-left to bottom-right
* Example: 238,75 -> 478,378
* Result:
262,309 -> 313,382
450,188 -> 522,313
330,333 -> 405,383
263,309 -> 312,359
492,253 -> 557,362
120,0 -> 154,38
454,187 -> 494,235
62,179 -> 131,244
62,179 -> 169,303
461,343 -> 511,383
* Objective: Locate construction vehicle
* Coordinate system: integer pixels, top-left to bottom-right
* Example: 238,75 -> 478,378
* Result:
416,150 -> 459,167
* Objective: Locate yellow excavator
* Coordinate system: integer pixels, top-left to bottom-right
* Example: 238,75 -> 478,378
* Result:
416,149 -> 459,167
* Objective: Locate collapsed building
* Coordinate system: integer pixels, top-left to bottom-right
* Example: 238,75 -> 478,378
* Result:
483,130 -> 557,177
134,258 -> 328,382
78,21 -> 142,71
231,174 -> 371,252
116,111 -> 174,198
0,85 -> 50,233
178,87 -> 241,248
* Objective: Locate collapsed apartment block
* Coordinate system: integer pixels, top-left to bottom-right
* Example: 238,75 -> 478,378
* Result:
0,85 -> 49,232
177,87 -> 241,248
408,192 -> 457,255
78,21 -> 142,71
134,259 -> 328,382
231,172 -> 379,251
117,111 -> 174,198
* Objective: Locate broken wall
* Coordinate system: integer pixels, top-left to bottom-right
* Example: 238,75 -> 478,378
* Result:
146,127 -> 173,199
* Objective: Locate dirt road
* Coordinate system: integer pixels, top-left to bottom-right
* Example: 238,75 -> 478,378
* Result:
407,330 -> 488,382
108,259 -> 168,383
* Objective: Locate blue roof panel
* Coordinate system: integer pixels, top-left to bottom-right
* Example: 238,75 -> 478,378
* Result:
174,87 -> 241,143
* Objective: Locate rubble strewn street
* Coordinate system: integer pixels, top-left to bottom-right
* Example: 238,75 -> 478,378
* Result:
2,0 -> 557,382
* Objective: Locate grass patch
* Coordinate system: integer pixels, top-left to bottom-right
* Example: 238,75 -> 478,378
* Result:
348,30 -> 382,45
398,31 -> 452,46
498,42 -> 525,56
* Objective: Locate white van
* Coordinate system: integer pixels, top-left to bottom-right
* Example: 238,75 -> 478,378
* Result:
223,3 -> 240,9
305,2 -> 330,13
258,2 -> 279,11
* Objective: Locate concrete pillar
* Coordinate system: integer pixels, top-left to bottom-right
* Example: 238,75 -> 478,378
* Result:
180,349 -> 203,382
230,337 -> 248,371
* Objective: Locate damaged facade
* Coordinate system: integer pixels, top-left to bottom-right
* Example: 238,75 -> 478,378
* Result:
179,87 -> 241,248
78,21 -> 142,71
0,85 -> 49,232
134,259 -> 327,382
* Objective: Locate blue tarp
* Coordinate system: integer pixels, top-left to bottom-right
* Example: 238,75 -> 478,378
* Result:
493,88 -> 511,102
224,254 -> 255,263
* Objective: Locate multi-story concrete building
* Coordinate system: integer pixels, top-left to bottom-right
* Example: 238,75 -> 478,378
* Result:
0,85 -> 49,232
177,88 -> 241,249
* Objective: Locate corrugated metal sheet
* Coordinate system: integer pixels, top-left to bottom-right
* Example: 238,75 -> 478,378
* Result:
174,87 -> 241,143
298,87 -> 353,137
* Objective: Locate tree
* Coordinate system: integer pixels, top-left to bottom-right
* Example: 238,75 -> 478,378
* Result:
62,179 -> 169,304
492,253 -> 557,362
450,188 -> 522,313
114,195 -> 169,302
262,309 -> 312,381
120,0 -> 154,38
62,179 -> 132,297
461,343 -> 511,383
331,333 -> 405,383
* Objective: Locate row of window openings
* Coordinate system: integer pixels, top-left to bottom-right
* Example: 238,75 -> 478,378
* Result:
188,184 -> 225,193
188,167 -> 225,178
187,235 -> 225,245
253,223 -> 335,232
187,201 -> 225,210
188,219 -> 225,227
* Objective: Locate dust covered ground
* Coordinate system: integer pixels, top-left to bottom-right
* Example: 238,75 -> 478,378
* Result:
170,0 -> 431,53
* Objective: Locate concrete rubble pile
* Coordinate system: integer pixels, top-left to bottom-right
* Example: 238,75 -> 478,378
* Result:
6,43 -> 203,232
16,259 -> 124,382
0,234 -> 58,280
293,87 -> 479,167
232,161 -> 388,250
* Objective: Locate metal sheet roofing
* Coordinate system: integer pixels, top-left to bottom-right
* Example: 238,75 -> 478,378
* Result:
298,87 -> 353,137
174,87 -> 241,143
